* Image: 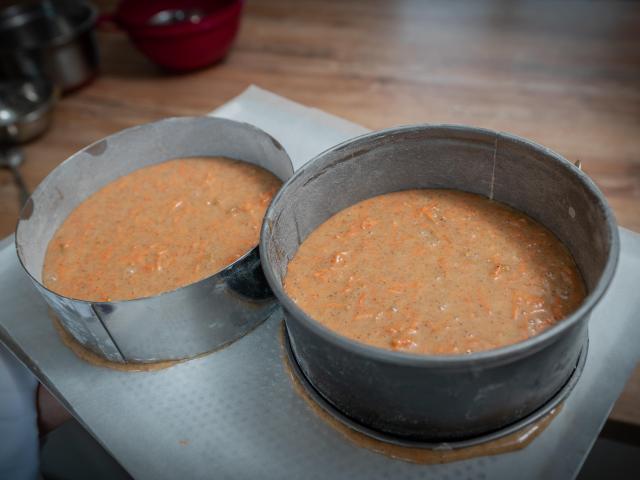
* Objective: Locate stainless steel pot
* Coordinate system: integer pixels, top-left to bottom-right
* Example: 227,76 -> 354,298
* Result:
16,116 -> 293,363
0,0 -> 98,93
0,77 -> 57,206
0,78 -> 56,144
260,125 -> 619,442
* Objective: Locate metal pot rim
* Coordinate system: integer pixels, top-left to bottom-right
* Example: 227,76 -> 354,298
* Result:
15,115 -> 290,308
260,123 -> 620,366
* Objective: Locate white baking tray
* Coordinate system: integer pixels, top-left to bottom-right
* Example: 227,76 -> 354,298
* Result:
1,86 -> 639,479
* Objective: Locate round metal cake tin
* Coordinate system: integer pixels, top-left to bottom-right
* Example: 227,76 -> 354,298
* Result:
260,124 -> 619,442
16,116 -> 293,363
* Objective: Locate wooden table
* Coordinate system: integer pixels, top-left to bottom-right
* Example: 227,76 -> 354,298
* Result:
1,0 -> 638,425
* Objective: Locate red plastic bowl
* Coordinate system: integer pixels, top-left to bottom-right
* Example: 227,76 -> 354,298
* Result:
112,0 -> 243,71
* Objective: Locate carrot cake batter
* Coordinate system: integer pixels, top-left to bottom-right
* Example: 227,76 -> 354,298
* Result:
43,157 -> 280,301
284,190 -> 585,354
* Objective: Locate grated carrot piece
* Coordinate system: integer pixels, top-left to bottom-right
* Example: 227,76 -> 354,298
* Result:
358,293 -> 366,306
491,264 -> 503,279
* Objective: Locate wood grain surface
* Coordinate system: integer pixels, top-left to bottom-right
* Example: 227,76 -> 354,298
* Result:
2,0 -> 638,424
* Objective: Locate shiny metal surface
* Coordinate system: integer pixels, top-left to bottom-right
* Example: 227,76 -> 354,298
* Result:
261,125 -> 619,441
0,78 -> 56,144
15,116 -> 294,363
0,88 -> 639,479
0,147 -> 30,206
0,0 -> 98,93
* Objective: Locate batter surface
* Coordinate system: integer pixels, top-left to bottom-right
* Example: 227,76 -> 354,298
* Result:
284,190 -> 585,354
43,157 -> 280,302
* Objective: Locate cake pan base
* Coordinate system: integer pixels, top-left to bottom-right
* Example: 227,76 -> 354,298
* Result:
284,326 -> 588,449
